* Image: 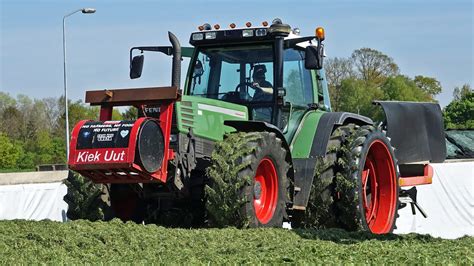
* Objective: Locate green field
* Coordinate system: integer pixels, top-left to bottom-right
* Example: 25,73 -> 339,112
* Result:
0,219 -> 472,264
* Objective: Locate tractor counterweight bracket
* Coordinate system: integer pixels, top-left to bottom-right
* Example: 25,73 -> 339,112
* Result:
399,187 -> 428,218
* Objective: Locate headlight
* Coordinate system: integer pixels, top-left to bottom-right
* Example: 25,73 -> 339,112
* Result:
255,28 -> 267,37
205,32 -> 216,39
242,29 -> 254,37
192,33 -> 204,41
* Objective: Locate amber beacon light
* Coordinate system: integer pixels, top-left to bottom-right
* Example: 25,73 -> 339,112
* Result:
315,27 -> 325,41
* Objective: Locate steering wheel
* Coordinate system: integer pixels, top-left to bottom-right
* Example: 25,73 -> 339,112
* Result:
221,83 -> 253,102
234,82 -> 253,92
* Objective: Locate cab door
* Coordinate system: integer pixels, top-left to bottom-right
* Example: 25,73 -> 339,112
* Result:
281,48 -> 315,143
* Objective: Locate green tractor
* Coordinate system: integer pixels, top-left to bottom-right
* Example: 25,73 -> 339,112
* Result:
66,19 -> 446,233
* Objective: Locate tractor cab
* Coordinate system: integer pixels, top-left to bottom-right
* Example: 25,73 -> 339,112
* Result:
125,19 -> 330,144
184,20 -> 331,141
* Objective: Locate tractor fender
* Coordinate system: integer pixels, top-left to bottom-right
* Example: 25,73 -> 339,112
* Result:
309,112 -> 373,157
224,120 -> 294,180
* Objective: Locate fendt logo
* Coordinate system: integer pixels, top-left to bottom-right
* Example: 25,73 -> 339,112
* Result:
76,149 -> 127,163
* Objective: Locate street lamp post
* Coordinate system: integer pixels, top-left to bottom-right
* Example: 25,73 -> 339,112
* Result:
63,8 -> 96,161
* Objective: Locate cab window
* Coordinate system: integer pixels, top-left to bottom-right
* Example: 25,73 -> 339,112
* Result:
283,49 -> 313,107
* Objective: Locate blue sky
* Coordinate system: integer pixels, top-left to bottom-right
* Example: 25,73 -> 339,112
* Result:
1,0 -> 472,107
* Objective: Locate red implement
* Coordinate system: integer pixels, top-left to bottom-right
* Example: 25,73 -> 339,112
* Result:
68,87 -> 179,184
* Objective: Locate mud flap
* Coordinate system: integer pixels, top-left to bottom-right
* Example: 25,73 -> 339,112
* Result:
374,101 -> 446,164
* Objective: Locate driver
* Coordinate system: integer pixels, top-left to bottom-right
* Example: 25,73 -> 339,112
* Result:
250,65 -> 273,101
250,65 -> 273,122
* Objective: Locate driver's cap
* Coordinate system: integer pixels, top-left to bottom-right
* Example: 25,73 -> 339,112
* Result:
252,65 -> 267,79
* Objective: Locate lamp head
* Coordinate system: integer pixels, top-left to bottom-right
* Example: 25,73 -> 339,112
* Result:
81,8 -> 96,14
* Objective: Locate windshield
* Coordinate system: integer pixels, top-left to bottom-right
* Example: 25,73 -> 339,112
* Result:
186,44 -> 314,122
187,44 -> 274,102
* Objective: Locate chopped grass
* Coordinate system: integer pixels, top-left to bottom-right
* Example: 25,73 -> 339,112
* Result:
0,219 -> 472,264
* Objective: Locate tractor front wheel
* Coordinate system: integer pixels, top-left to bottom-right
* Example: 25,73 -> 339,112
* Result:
63,171 -> 113,221
205,132 -> 290,228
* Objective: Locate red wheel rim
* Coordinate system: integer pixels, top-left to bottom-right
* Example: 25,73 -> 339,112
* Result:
253,157 -> 278,224
361,139 -> 397,234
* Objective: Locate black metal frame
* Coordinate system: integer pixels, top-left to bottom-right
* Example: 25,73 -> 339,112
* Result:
189,28 -> 273,46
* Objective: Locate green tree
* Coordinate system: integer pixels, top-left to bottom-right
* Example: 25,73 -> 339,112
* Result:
52,136 -> 67,164
0,92 -> 16,111
0,106 -> 23,140
351,48 -> 399,86
122,107 -> 138,120
42,97 -> 61,131
0,133 -> 22,169
414,75 -> 442,98
35,129 -> 54,165
443,86 -> 474,129
453,84 -> 472,101
0,94 -> 48,144
18,152 -> 36,169
325,57 -> 355,111
338,78 -> 384,119
382,75 -> 432,102
15,94 -> 38,142
112,109 -> 123,120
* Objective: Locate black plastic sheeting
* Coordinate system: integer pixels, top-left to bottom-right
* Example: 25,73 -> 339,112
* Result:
445,130 -> 474,159
375,101 -> 446,164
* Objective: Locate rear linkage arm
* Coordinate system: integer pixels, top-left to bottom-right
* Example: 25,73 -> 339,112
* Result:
399,187 -> 428,218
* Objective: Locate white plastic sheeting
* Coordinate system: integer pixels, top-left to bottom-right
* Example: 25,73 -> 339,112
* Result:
0,182 -> 68,222
394,161 -> 474,239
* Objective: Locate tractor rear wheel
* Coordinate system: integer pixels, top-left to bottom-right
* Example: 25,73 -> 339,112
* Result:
205,132 -> 290,228
335,124 -> 399,234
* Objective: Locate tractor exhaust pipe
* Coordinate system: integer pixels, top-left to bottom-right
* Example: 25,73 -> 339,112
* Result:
168,31 -> 181,88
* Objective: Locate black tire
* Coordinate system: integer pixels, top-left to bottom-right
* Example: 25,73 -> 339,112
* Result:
291,128 -> 346,229
205,131 -> 290,228
63,171 -> 113,221
334,124 -> 400,234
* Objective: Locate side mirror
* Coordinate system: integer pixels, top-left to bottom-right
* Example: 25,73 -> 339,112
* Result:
130,55 -> 144,79
305,45 -> 324,70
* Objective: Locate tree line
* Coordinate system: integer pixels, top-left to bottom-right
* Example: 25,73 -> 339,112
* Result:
0,47 -> 472,170
325,47 -> 472,126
